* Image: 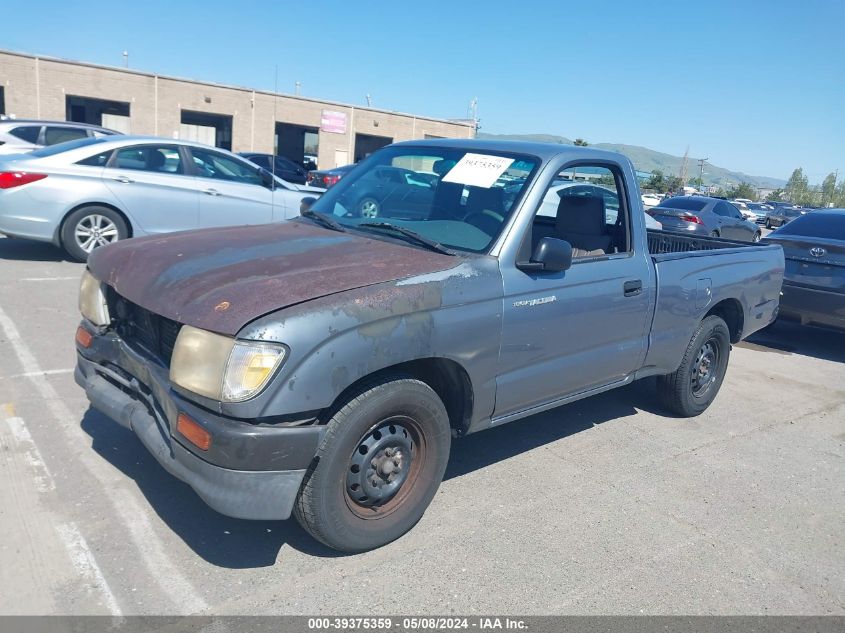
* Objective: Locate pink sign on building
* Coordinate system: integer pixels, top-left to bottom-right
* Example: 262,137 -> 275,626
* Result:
320,110 -> 347,134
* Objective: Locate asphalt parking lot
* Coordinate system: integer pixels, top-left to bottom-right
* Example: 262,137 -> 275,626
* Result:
0,234 -> 843,616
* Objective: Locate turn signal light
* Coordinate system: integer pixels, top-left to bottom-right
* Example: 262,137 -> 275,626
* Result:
176,413 -> 212,451
75,326 -> 93,348
0,171 -> 48,189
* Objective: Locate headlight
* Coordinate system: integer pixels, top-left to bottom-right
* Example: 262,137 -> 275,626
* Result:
170,325 -> 286,402
79,270 -> 110,326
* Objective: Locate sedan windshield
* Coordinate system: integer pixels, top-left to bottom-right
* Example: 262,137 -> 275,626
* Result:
309,146 -> 539,253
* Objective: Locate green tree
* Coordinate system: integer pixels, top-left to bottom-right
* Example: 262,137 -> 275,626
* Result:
666,175 -> 683,192
573,138 -> 588,146
835,180 -> 845,208
726,182 -> 757,200
688,176 -> 704,189
821,172 -> 837,207
767,189 -> 784,202
784,168 -> 809,204
645,169 -> 667,193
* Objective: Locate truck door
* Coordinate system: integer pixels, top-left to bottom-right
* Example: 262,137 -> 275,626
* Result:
494,162 -> 655,420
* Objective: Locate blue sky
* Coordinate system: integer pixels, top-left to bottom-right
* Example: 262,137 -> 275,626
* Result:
3,0 -> 843,183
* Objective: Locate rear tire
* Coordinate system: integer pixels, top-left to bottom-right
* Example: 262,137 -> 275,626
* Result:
294,374 -> 451,552
61,205 -> 128,262
709,230 -> 720,238
657,315 -> 730,417
752,231 -> 761,243
357,197 -> 381,219
765,219 -> 772,229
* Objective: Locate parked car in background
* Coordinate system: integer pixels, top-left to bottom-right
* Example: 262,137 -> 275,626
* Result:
240,153 -> 308,184
0,136 -> 320,261
763,209 -> 845,332
730,200 -> 749,216
743,202 -> 768,224
765,205 -> 808,229
74,138 -> 784,552
306,164 -> 355,189
641,192 -> 662,208
0,119 -> 120,155
649,195 -> 762,241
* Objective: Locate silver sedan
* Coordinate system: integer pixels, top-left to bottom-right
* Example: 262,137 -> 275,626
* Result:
0,136 -> 322,260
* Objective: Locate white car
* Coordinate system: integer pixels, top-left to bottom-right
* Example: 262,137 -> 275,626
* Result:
0,119 -> 120,155
641,192 -> 662,208
0,135 -> 322,261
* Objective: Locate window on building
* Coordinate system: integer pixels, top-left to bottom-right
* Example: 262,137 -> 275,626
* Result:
66,96 -> 131,132
0,87 -> 5,115
180,111 -> 233,150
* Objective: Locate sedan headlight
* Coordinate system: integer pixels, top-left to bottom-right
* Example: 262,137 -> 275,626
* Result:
170,325 -> 287,402
79,270 -> 110,326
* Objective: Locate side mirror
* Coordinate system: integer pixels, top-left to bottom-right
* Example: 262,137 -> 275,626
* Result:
299,196 -> 318,213
259,168 -> 276,189
517,237 -> 572,273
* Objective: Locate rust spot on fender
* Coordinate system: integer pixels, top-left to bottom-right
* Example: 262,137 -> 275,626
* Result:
214,301 -> 231,312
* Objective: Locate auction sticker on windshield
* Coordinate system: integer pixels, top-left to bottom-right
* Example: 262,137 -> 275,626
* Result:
442,153 -> 515,188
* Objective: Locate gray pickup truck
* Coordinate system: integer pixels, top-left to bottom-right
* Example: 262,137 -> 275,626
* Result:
75,139 -> 785,552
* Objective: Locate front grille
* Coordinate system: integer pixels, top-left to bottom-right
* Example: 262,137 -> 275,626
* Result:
106,288 -> 182,366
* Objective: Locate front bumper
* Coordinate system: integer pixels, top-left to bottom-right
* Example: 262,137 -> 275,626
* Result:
778,282 -> 845,332
75,327 -> 326,520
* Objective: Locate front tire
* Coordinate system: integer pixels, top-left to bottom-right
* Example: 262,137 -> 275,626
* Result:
61,205 -> 128,262
294,374 -> 451,552
752,231 -> 761,243
657,315 -> 731,417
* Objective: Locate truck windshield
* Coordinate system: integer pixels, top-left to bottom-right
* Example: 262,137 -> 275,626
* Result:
309,146 -> 539,253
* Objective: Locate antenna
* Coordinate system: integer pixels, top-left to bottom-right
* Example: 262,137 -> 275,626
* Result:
295,81 -> 301,96
365,94 -> 372,107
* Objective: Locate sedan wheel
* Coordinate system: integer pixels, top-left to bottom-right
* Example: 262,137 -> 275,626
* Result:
61,205 -> 128,262
752,232 -> 761,243
358,197 -> 381,219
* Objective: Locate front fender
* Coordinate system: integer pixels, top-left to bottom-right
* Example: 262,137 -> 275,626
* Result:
229,259 -> 504,428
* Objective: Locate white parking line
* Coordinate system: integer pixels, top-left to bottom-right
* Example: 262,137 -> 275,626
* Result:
5,415 -> 56,492
0,302 -> 209,615
55,523 -> 123,616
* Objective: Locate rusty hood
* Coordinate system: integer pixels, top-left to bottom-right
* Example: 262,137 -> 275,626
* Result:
87,220 -> 459,336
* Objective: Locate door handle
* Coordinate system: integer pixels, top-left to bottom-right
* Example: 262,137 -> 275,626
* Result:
112,176 -> 134,184
623,280 -> 643,297
202,188 -> 221,196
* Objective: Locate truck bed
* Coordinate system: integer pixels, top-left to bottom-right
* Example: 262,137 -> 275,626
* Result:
647,229 -> 776,260
642,228 -> 785,374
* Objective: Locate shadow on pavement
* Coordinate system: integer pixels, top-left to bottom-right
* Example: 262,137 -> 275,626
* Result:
0,236 -> 68,262
80,378 -> 664,568
740,320 -> 845,364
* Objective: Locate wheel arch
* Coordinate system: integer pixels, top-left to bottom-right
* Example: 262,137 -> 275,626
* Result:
705,298 -> 744,343
325,357 -> 474,436
55,201 -> 134,246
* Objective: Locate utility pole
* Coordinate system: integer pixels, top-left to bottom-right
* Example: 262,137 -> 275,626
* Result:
467,97 -> 479,133
698,157 -> 708,191
365,94 -> 372,107
122,51 -> 129,68
295,81 -> 301,96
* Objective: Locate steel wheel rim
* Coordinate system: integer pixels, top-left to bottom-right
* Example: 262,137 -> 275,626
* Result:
360,200 -> 379,218
75,214 -> 119,252
691,338 -> 720,397
344,416 -> 425,519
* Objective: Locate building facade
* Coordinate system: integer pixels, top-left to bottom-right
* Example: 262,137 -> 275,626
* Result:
0,50 -> 475,169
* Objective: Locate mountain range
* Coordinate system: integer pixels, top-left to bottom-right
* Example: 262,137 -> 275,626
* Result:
476,133 -> 786,189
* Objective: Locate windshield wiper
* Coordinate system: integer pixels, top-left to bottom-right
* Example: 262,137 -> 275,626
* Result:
300,209 -> 346,232
358,222 -> 454,255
